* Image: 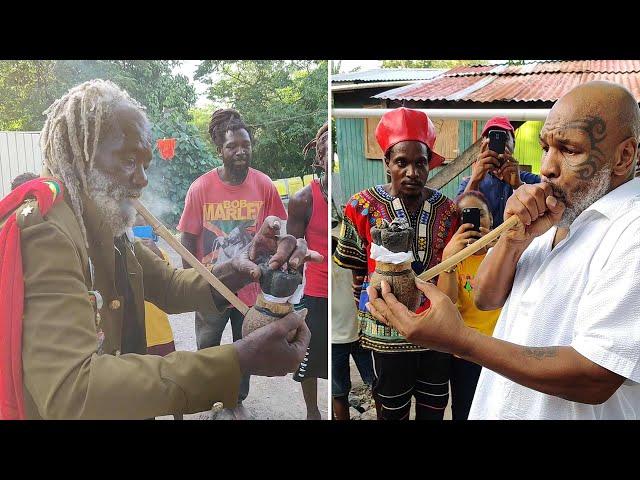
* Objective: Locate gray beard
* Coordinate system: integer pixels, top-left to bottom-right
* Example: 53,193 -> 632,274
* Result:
86,169 -> 137,237
556,166 -> 612,228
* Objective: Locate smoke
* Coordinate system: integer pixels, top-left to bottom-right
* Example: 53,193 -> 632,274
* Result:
141,157 -> 186,227
140,188 -> 175,221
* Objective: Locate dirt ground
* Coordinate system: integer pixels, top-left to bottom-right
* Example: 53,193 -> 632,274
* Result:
155,233 -> 328,421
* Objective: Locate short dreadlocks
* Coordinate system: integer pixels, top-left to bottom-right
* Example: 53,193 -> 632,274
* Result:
303,121 -> 329,171
208,108 -> 252,150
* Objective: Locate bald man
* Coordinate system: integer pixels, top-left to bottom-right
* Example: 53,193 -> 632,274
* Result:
365,81 -> 640,419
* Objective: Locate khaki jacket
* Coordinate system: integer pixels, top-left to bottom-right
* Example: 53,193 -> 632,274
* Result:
14,191 -> 241,419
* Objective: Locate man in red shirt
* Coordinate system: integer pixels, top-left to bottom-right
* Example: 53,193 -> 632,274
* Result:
178,109 -> 287,420
287,123 -> 329,419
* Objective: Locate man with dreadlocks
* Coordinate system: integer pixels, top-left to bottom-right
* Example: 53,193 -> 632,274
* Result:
178,108 -> 287,420
0,79 -> 315,420
287,122 -> 329,420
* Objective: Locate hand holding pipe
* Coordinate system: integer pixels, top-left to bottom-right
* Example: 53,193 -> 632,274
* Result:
417,215 -> 520,283
132,199 -> 250,315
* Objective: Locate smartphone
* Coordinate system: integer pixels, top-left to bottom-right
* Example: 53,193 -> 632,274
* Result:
462,208 -> 481,232
132,225 -> 158,242
488,129 -> 508,156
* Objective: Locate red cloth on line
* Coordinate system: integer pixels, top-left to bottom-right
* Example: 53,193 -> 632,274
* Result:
303,179 -> 328,298
0,178 -> 64,420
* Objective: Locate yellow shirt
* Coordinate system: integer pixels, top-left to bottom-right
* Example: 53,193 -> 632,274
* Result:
144,248 -> 175,348
456,253 -> 501,336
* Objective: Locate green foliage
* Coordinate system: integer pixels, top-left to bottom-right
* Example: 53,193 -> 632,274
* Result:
0,60 -> 210,227
195,60 -> 328,180
77,60 -> 197,119
0,60 -> 57,130
381,60 -> 488,69
189,105 -> 215,146
145,112 -> 221,228
0,60 -> 197,130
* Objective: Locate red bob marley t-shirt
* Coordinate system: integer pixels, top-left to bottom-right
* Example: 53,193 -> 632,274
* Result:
178,167 -> 287,307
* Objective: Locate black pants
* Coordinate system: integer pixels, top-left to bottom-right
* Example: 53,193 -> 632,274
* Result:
293,296 -> 328,381
195,308 -> 250,402
450,356 -> 482,420
372,350 -> 451,420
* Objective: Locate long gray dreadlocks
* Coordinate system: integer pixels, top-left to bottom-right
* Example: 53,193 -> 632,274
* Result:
40,79 -> 146,247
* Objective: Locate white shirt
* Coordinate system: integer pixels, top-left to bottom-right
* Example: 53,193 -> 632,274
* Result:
469,178 -> 640,420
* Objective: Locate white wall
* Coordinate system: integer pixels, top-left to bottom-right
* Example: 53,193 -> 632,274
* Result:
0,131 -> 43,198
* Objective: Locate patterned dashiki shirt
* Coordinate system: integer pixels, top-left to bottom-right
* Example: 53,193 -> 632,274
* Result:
333,185 -> 459,353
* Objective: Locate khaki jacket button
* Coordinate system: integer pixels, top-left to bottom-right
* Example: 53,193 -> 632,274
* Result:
211,402 -> 224,414
109,300 -> 121,310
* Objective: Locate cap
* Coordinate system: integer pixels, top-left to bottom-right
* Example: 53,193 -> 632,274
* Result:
481,116 -> 515,137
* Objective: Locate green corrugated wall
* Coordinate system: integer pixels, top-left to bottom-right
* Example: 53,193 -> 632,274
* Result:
458,120 -> 485,157
335,118 -> 386,200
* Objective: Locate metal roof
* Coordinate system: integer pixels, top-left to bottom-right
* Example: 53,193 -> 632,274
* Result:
332,68 -> 445,83
375,61 -> 640,103
445,60 -> 640,76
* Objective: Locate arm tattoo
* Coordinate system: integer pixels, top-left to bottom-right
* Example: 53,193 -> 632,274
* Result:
563,116 -> 607,180
522,346 -> 559,360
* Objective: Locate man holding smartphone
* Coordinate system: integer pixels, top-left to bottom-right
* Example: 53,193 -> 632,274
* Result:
457,117 -> 540,226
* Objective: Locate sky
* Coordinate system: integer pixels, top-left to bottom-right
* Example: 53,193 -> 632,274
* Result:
335,60 -> 382,73
173,60 -> 215,108
334,59 -> 507,74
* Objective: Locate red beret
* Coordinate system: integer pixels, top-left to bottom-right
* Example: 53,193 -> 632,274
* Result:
375,107 -> 445,168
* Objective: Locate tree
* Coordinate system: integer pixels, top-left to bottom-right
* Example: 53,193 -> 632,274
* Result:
0,60 -> 58,130
189,105 -> 215,147
195,60 -> 328,180
381,60 -> 488,69
0,60 -> 213,228
0,60 -> 198,130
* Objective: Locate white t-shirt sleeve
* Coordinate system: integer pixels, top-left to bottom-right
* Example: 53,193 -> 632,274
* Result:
572,216 -> 640,383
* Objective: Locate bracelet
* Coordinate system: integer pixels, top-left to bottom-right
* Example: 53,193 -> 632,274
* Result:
443,264 -> 458,274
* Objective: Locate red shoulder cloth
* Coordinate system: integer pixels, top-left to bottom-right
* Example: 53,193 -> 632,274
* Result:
0,178 -> 64,420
